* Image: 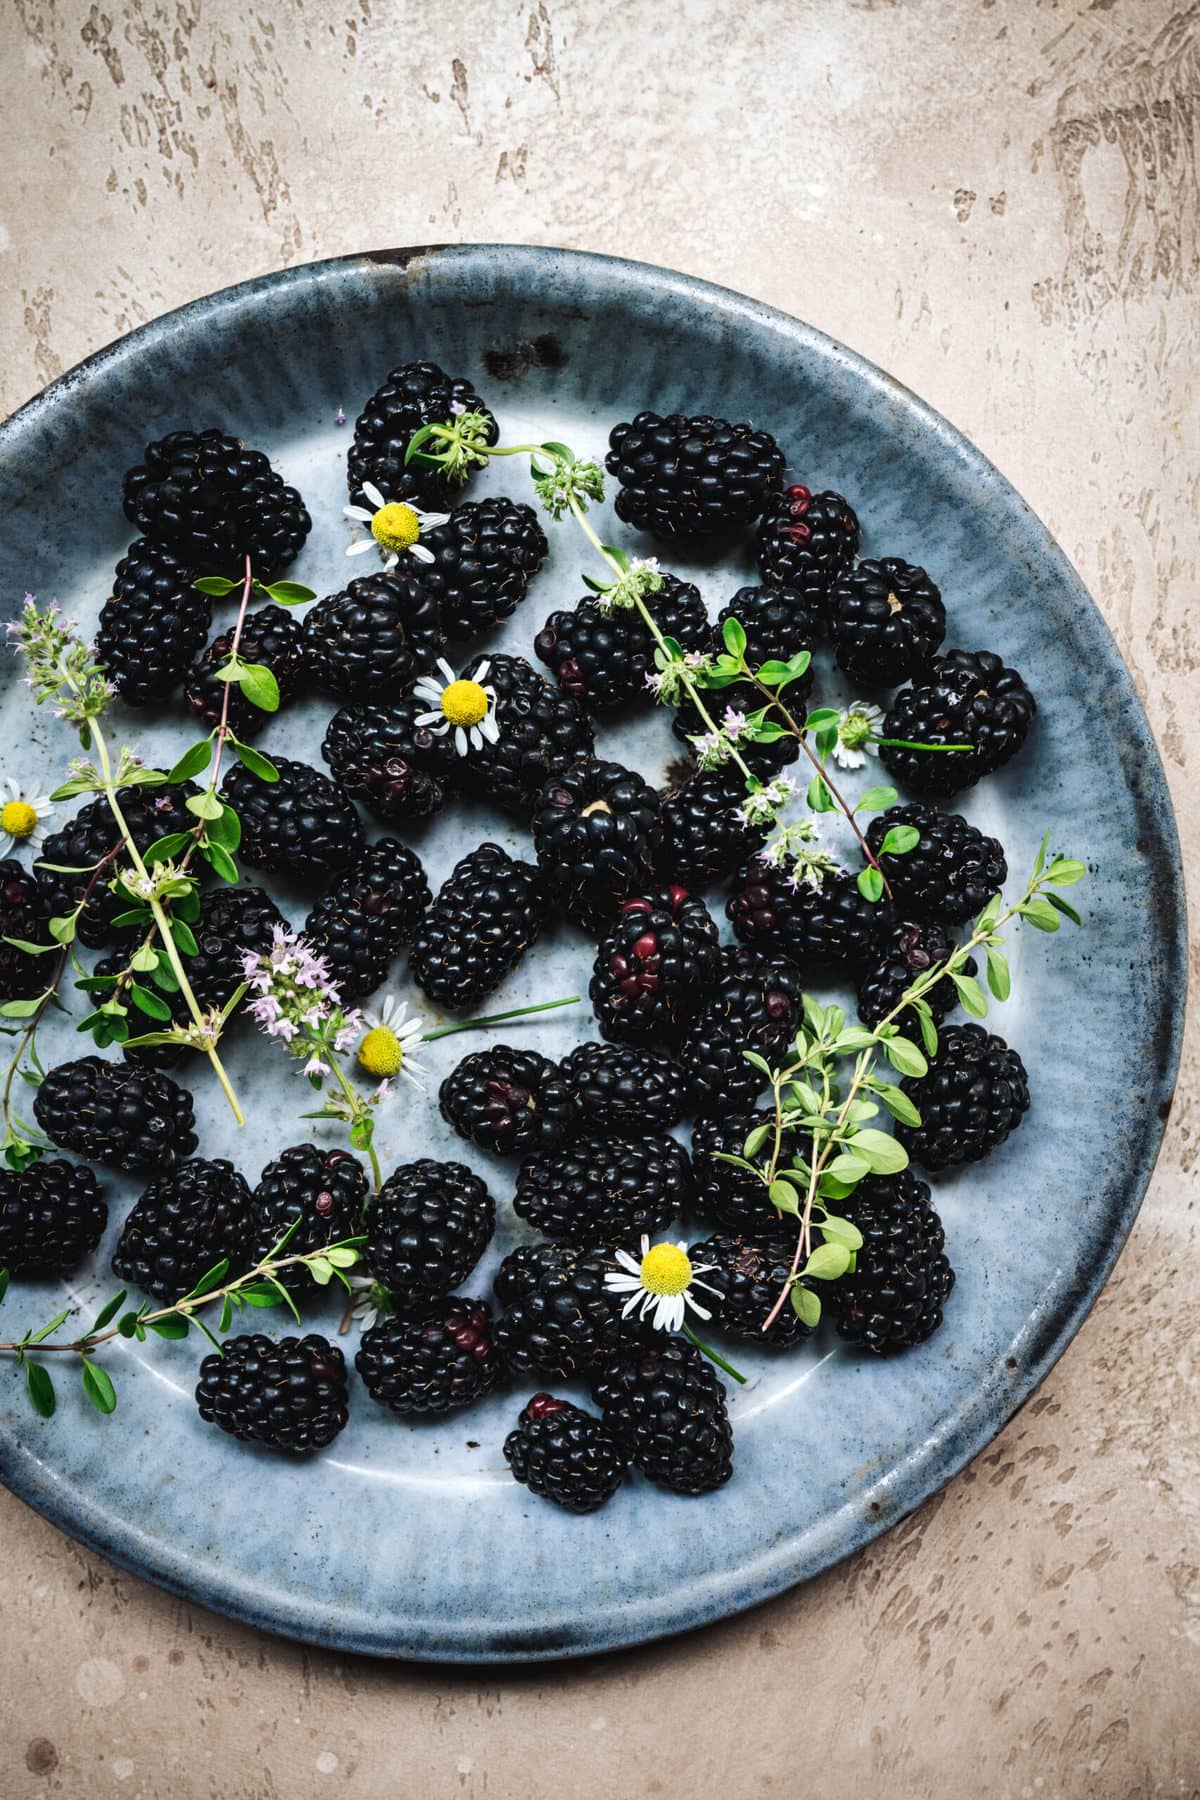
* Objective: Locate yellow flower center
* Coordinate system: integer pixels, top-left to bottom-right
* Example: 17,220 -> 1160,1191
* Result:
357,1026 -> 402,1078
370,502 -> 421,553
1,800 -> 38,839
640,1244 -> 693,1296
441,679 -> 489,728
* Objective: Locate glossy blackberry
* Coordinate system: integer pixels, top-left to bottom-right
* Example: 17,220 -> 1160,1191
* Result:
122,427 -> 310,575
90,951 -> 191,1069
879,650 -> 1036,797
680,948 -> 803,1117
532,758 -> 663,933
513,1133 -> 693,1248
727,861 -> 893,973
589,888 -> 721,1044
34,1057 -> 198,1175
439,1045 -> 577,1156
715,583 -> 821,675
95,539 -> 209,705
534,574 -> 708,712
829,1171 -> 954,1354
452,653 -> 594,817
112,1158 -> 251,1299
302,838 -> 430,1001
494,1244 -> 636,1381
856,920 -> 974,1028
245,1144 -> 369,1292
185,603 -> 306,739
355,1297 -> 501,1416
303,571 -> 445,703
321,696 -> 455,826
656,765 -> 770,889
347,360 -> 497,512
865,803 -> 1008,926
195,1334 -> 350,1453
365,1159 -> 495,1303
829,557 -> 945,687
222,758 -> 364,887
408,842 -> 546,1011
504,1394 -> 628,1514
417,498 -> 548,639
605,411 -> 785,539
0,1161 -> 106,1277
691,1110 -> 777,1231
897,1023 -> 1030,1169
560,1042 -> 692,1136
690,1230 -> 813,1349
186,884 -> 286,1007
755,484 -> 861,613
39,784 -> 203,948
0,858 -> 52,1001
590,1338 -> 733,1496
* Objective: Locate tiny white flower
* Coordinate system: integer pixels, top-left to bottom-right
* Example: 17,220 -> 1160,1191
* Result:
412,658 -> 500,757
343,481 -> 450,570
604,1235 -> 720,1335
831,701 -> 884,770
346,1274 -> 391,1330
356,993 -> 428,1088
0,779 -> 55,856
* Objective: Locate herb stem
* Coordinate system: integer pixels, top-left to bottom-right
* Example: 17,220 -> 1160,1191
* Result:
682,1322 -> 747,1385
422,995 -> 581,1042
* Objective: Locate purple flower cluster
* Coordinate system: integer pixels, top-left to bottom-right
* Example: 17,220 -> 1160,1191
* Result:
242,924 -> 361,1079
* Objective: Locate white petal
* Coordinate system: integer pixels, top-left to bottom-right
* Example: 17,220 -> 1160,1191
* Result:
683,1293 -> 712,1322
454,727 -> 468,756
383,552 -> 398,571
613,1249 -> 642,1276
621,1292 -> 643,1319
605,1272 -> 642,1294
409,543 -> 434,563
412,709 -> 442,728
420,511 -> 451,530
468,727 -> 482,750
343,505 -> 373,522
362,481 -> 388,511
639,1235 -> 651,1257
474,659 -> 490,682
436,657 -> 457,684
480,713 -> 500,744
346,538 -> 374,556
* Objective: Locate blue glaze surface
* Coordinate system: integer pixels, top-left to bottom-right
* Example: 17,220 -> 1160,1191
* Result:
0,246 -> 1185,1662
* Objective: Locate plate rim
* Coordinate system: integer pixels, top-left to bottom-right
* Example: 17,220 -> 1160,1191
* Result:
0,242 -> 1187,1662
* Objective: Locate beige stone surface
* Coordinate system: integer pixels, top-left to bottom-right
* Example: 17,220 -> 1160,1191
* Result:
0,1 -> 1197,1794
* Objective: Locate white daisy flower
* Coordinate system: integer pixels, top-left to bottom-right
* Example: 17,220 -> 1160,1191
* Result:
343,480 -> 450,570
831,701 -> 884,770
412,658 -> 500,757
604,1235 -> 721,1335
0,779 -> 55,856
356,993 -> 428,1089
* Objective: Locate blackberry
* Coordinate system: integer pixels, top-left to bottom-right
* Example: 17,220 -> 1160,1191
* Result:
679,948 -> 803,1117
691,1230 -> 813,1349
494,1244 -> 636,1380
439,1045 -> 577,1156
865,803 -> 1008,926
656,765 -> 770,889
348,360 -> 497,512
122,427 -> 310,575
830,558 -> 946,687
532,758 -> 663,933
95,539 -> 209,705
504,1394 -> 628,1514
355,1297 -> 501,1416
185,603 -> 306,739
408,842 -> 545,1011
453,653 -> 595,817
829,1170 -> 954,1353
34,1057 -> 198,1175
589,888 -> 721,1044
897,1023 -> 1030,1169
245,1144 -> 369,1292
606,411 -> 785,539
365,1159 -> 495,1303
534,574 -> 708,712
195,1334 -> 350,1454
513,1133 -> 693,1247
0,858 -> 52,1001
222,758 -> 364,887
303,571 -> 444,703
590,1338 -> 733,1496
91,952 -> 191,1070
560,1042 -> 692,1136
185,884 -> 285,1007
112,1158 -> 251,1299
302,838 -> 430,1001
727,861 -> 893,973
856,920 -> 974,1028
417,498 -> 548,639
755,484 -> 861,614
879,650 -> 1036,796
321,696 -> 455,826
39,784 -> 203,949
715,583 -> 821,675
0,1161 -> 106,1277
691,1110 -> 776,1231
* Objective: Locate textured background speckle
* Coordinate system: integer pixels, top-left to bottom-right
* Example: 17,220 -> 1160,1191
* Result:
0,1 -> 1197,1796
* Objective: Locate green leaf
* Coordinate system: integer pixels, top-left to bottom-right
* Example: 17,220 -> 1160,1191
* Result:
307,1255 -> 334,1287
742,1124 -> 772,1160
88,1290 -> 127,1334
1021,896 -> 1062,933
204,843 -> 239,885
81,1360 -> 117,1414
186,790 -> 224,823
147,1314 -> 189,1339
2,936 -> 57,957
883,1034 -> 927,1078
950,971 -> 989,1018
116,1311 -> 139,1338
878,824 -> 920,856
238,1282 -> 283,1307
803,708 -> 839,730
985,947 -> 1011,1001
152,962 -> 179,993
804,1242 -> 851,1281
721,617 -> 747,659
712,1153 -> 757,1174
754,660 -> 798,687
218,1295 -> 233,1334
129,984 -> 172,1021
791,1284 -> 822,1328
0,1267 -> 7,1305
324,1246 -> 359,1269
25,1359 -> 55,1417
143,832 -> 192,868
741,1050 -> 774,1079
855,785 -> 898,815
167,740 -> 214,784
205,803 -> 243,850
768,1178 -> 800,1216
129,944 -> 159,975
233,742 -> 278,782
186,1259 -> 230,1299
47,914 -> 77,945
826,1151 -> 870,1183
263,580 -> 316,605
1032,829 -> 1051,878
1046,857 -> 1086,887
27,1308 -> 70,1344
0,998 -> 44,1019
831,1026 -> 877,1054
873,1082 -> 921,1127
807,775 -> 836,813
170,920 -> 199,957
818,1213 -> 864,1253
194,575 -> 240,596
850,1128 -> 909,1174
236,662 -> 281,713
857,866 -> 885,903
788,1081 -> 821,1115
976,892 -> 1004,933
1046,892 -> 1082,926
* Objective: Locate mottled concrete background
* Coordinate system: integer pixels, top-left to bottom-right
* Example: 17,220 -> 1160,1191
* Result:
1,1 -> 1197,1795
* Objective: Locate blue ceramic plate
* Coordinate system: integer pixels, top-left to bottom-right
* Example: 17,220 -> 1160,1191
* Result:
0,247 -> 1185,1661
